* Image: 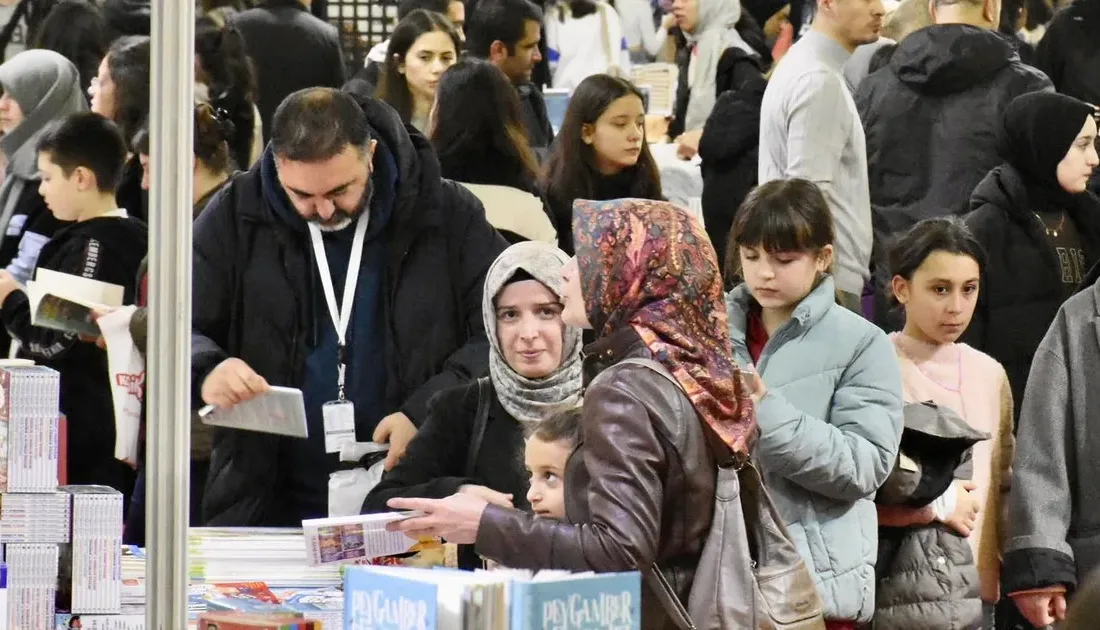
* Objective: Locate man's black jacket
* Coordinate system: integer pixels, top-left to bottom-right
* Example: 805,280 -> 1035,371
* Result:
191,92 -> 507,526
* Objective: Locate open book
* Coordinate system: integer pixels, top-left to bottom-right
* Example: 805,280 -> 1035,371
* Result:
301,512 -> 429,566
25,268 -> 124,336
200,386 -> 308,438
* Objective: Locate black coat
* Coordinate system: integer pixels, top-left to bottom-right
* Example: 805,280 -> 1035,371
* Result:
698,76 -> 766,276
192,93 -> 508,527
229,0 -> 347,141
364,380 -> 530,567
1,215 -> 147,492
856,25 -> 1052,237
962,164 -> 1100,419
1035,0 -> 1100,106
669,38 -> 767,139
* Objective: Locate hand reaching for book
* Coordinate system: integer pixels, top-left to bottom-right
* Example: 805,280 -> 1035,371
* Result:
386,493 -> 490,545
0,270 -> 19,304
201,357 -> 270,408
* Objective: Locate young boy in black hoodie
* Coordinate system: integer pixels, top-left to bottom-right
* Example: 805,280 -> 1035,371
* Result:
0,112 -> 147,498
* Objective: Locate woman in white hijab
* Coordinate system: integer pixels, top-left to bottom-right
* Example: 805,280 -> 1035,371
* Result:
363,241 -> 583,567
669,0 -> 768,158
0,50 -> 87,285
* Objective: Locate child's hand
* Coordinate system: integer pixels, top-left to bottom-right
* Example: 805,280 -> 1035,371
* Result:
0,271 -> 20,304
458,484 -> 514,509
942,480 -> 980,537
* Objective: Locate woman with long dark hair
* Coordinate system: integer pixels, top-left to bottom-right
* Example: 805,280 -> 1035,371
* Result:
31,0 -> 109,100
430,58 -> 557,243
195,15 -> 260,170
375,9 -> 460,134
89,35 -> 150,222
431,59 -> 540,193
541,73 -> 662,254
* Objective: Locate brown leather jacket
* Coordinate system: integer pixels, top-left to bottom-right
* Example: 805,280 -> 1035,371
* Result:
475,328 -> 716,630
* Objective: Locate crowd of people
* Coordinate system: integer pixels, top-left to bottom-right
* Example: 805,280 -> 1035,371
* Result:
0,0 -> 1096,629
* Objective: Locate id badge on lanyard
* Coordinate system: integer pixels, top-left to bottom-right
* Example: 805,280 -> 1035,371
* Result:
309,213 -> 369,454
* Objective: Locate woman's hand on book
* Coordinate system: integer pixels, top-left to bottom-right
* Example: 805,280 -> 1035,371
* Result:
386,493 -> 490,545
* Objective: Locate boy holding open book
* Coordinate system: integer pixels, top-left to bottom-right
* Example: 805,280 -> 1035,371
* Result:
0,112 -> 147,497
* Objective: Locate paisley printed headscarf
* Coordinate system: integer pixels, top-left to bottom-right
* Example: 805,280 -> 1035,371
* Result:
572,198 -> 755,455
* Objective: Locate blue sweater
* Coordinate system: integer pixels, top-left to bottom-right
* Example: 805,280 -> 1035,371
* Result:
261,142 -> 398,521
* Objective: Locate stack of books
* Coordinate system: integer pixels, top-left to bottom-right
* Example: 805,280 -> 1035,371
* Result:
189,529 -> 343,588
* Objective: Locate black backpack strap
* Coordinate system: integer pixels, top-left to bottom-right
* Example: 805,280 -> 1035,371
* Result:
464,377 -> 491,478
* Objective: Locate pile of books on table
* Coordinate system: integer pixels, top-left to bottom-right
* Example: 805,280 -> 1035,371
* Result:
0,364 -> 135,630
190,528 -> 344,588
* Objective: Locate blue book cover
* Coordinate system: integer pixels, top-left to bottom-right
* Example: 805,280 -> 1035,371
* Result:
344,567 -> 441,630
510,572 -> 642,630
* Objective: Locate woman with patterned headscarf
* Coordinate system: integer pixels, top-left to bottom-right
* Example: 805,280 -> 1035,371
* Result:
389,198 -> 755,630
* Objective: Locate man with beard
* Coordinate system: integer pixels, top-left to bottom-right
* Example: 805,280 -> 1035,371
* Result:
191,87 -> 507,526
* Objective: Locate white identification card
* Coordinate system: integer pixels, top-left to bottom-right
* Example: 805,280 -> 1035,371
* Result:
323,400 -> 356,454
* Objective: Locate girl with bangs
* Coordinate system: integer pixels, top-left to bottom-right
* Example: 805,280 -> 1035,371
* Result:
724,178 -> 904,628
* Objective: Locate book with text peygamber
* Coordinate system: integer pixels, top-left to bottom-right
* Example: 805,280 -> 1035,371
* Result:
200,387 -> 308,438
503,571 -> 641,630
26,268 -> 124,336
343,566 -> 508,630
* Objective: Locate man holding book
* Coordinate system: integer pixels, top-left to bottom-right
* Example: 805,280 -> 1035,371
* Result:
192,87 -> 506,526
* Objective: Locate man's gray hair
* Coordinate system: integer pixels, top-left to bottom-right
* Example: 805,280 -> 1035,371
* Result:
271,87 -> 372,162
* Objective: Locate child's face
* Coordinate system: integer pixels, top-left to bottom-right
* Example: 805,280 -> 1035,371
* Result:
37,153 -> 86,222
525,436 -> 571,520
738,244 -> 833,311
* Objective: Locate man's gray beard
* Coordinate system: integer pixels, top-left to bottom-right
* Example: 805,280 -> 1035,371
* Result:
314,179 -> 374,232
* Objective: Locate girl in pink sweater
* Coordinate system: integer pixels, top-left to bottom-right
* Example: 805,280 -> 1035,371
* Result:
884,217 -> 1015,619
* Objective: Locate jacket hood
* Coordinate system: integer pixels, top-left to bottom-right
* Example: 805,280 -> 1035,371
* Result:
726,274 -> 838,341
258,91 -> 442,234
890,24 -> 1015,95
969,164 -> 1029,218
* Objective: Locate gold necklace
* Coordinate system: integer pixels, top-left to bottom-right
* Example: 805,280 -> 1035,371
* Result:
1032,211 -> 1067,238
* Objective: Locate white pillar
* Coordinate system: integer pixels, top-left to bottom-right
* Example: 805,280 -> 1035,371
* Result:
146,1 -> 195,628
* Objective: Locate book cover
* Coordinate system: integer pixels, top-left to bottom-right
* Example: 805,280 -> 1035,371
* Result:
26,270 -> 124,337
509,572 -> 641,630
199,387 -> 308,439
204,582 -> 283,614
344,567 -> 441,630
301,513 -> 427,566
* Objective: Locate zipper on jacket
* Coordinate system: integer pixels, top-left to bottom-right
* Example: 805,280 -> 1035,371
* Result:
754,316 -> 802,375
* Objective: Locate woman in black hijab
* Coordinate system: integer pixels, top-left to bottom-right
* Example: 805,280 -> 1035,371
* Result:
962,91 -> 1100,420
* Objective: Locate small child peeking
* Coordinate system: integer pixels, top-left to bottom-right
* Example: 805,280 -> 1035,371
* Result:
524,406 -> 582,520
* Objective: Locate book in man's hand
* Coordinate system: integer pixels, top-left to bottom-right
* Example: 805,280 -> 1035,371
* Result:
200,387 -> 309,439
24,268 -> 124,336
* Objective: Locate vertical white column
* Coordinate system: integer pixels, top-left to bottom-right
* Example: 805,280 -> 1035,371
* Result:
146,1 -> 195,628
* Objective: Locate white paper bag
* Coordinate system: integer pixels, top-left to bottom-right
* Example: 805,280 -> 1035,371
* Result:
99,305 -> 143,465
328,460 -> 385,518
